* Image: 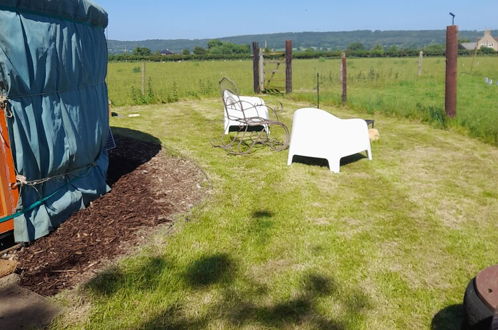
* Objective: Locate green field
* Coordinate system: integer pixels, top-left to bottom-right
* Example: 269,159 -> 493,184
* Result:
54,98 -> 498,329
107,57 -> 498,146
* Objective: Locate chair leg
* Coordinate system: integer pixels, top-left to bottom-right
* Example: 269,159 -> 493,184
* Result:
328,159 -> 340,173
367,146 -> 373,160
287,153 -> 294,166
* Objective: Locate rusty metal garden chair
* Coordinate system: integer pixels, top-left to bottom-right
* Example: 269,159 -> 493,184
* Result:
213,77 -> 289,155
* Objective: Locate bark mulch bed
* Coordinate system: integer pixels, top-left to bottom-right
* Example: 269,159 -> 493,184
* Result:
12,134 -> 206,296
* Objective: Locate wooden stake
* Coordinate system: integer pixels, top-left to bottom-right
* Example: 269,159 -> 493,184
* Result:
341,52 -> 347,104
470,38 -> 479,73
445,25 -> 458,118
418,51 -> 423,76
252,42 -> 261,93
141,62 -> 146,95
285,40 -> 292,94
259,49 -> 265,92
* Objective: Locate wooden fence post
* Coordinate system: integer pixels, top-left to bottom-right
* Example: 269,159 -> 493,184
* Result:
252,42 -> 261,93
445,25 -> 458,118
470,39 -> 479,73
341,52 -> 347,104
141,62 -> 146,95
418,51 -> 423,76
259,49 -> 265,92
285,40 -> 292,94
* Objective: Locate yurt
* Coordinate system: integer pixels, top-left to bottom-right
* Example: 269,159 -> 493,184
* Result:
0,0 -> 110,242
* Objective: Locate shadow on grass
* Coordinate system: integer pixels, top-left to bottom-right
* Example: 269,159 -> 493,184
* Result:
431,304 -> 465,330
252,210 -> 274,218
107,127 -> 162,186
85,256 -> 167,297
340,153 -> 368,167
111,126 -> 163,145
291,155 -> 330,168
137,254 -> 371,329
250,210 -> 275,246
183,253 -> 235,288
290,153 -> 368,171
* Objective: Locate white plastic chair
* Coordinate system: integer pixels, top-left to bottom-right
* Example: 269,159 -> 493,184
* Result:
223,90 -> 269,135
287,108 -> 372,173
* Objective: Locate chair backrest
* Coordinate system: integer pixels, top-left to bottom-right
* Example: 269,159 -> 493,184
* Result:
219,77 -> 246,121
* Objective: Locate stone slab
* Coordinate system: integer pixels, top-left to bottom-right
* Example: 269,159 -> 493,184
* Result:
0,274 -> 61,329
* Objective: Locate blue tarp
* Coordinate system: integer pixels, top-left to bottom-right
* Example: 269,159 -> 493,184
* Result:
0,0 -> 110,242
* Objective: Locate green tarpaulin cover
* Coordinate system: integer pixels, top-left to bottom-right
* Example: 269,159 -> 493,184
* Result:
0,0 -> 110,242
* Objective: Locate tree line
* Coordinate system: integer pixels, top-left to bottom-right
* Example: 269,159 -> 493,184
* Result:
108,40 -> 497,62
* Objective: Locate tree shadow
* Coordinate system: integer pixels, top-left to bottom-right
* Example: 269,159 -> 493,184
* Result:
85,256 -> 167,297
84,252 -> 371,328
252,210 -> 274,218
431,304 -> 465,330
141,304 -> 210,329
107,127 -> 162,186
227,273 -> 347,329
250,210 -> 275,246
183,253 -> 235,288
140,252 -> 371,329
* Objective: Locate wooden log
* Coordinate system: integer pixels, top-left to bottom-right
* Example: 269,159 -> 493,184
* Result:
445,25 -> 458,118
252,42 -> 261,93
341,52 -> 347,104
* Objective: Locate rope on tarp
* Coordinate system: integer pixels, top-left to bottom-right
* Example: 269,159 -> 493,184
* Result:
0,95 -> 13,118
0,164 -> 98,224
0,186 -> 60,224
11,162 -> 96,189
0,96 -> 12,151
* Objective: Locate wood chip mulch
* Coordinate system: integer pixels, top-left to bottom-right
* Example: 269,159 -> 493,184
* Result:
12,134 -> 206,296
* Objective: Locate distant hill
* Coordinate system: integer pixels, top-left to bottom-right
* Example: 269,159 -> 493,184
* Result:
107,30 -> 498,54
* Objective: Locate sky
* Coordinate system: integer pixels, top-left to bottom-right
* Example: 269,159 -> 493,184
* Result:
95,0 -> 498,41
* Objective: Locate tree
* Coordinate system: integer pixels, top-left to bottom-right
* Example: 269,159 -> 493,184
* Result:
423,44 -> 443,52
206,41 -> 250,55
207,39 -> 223,49
347,42 -> 365,51
193,46 -> 207,55
133,47 -> 151,56
479,46 -> 496,54
182,49 -> 191,55
370,44 -> 384,56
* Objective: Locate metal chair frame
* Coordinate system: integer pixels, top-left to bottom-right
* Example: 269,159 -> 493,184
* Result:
214,77 -> 289,155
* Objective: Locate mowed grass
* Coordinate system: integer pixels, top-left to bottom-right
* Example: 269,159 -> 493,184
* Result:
53,98 -> 498,329
107,57 -> 498,146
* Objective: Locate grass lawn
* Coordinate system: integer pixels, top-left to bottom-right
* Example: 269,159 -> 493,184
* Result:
107,57 -> 498,146
54,98 -> 498,329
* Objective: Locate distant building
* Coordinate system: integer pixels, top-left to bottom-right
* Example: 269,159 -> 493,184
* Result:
160,49 -> 174,55
460,30 -> 498,51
